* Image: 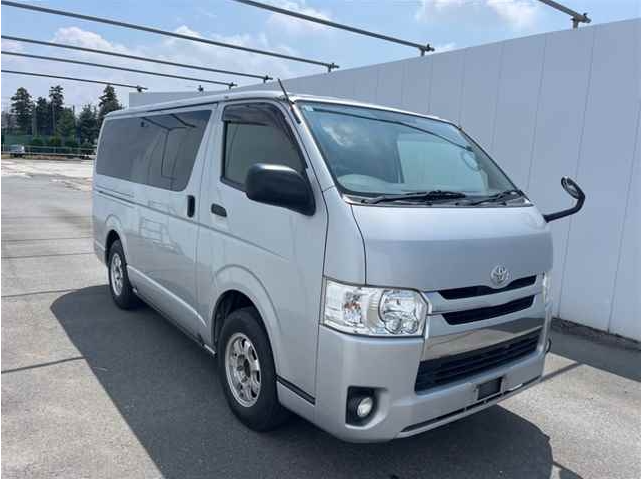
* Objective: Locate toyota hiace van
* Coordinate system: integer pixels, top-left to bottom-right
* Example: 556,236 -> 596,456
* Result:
92,90 -> 584,442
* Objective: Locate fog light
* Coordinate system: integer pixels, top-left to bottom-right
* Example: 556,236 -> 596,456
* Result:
346,387 -> 376,425
356,396 -> 374,418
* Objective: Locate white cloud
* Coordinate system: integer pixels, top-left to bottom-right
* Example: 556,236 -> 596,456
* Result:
265,0 -> 333,36
487,0 -> 539,30
430,42 -> 457,53
1,39 -> 25,52
161,25 -> 304,80
414,0 -> 465,21
2,24 -> 319,111
415,0 -> 539,30
52,27 -> 129,53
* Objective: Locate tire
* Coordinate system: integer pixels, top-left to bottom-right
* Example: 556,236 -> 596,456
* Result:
218,307 -> 290,431
107,239 -> 140,310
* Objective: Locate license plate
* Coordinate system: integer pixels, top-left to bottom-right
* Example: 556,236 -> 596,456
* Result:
477,377 -> 502,400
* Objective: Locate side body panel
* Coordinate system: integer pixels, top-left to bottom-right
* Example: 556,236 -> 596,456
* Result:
92,120 -> 137,269
129,106 -> 217,333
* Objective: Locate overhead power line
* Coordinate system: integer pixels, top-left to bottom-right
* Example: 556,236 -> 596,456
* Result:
1,70 -> 147,90
231,0 -> 434,55
2,51 -> 237,89
537,0 -> 590,28
2,35 -> 272,82
1,0 -> 339,71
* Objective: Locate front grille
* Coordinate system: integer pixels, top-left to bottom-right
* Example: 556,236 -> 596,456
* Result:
414,329 -> 541,391
442,295 -> 534,325
439,275 -> 537,300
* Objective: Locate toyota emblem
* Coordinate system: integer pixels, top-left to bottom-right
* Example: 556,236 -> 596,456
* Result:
490,265 -> 510,286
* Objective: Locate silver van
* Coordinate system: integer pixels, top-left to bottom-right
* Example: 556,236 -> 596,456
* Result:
92,90 -> 584,442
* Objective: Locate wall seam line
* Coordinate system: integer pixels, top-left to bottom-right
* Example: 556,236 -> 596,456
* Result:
458,48 -> 468,124
607,99 -> 641,333
399,60 -> 408,109
525,36 -> 548,192
557,27 -> 597,321
489,43 -> 505,153
426,56 -> 435,113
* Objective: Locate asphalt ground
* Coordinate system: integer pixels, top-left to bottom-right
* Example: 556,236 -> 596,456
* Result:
2,160 -> 640,479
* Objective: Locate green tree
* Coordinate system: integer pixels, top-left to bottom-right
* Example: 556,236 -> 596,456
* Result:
1,110 -> 17,134
30,137 -> 44,147
49,85 -> 64,134
34,97 -> 51,136
10,87 -> 34,134
47,136 -> 62,147
97,85 -> 122,127
76,104 -> 98,144
56,107 -> 76,139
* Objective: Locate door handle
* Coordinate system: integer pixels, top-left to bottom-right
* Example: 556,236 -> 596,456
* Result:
187,195 -> 196,218
210,203 -> 227,217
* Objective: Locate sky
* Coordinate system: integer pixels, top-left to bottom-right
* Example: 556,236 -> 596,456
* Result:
1,0 -> 640,111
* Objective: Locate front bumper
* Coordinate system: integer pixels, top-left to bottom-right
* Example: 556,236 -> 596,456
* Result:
313,306 -> 550,442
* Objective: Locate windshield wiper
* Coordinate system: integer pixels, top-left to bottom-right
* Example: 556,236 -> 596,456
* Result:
465,189 -> 525,206
363,190 -> 467,205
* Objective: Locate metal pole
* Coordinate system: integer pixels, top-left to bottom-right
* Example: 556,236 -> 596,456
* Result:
2,35 -> 272,82
537,0 -> 590,28
2,70 -> 147,90
2,51 -> 237,88
1,0 -> 338,70
231,0 -> 434,55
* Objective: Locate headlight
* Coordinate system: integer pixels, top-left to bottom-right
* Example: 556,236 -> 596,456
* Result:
542,272 -> 552,306
322,279 -> 428,337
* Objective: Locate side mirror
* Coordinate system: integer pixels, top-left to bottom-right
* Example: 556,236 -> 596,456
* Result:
542,177 -> 586,223
245,163 -> 315,216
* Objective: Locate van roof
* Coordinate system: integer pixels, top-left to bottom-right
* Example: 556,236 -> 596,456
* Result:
108,89 -> 447,123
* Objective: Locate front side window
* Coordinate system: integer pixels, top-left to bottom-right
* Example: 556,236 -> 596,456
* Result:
299,102 -> 518,203
222,103 -> 303,187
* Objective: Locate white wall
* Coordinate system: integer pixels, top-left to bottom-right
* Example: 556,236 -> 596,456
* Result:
130,19 -> 640,340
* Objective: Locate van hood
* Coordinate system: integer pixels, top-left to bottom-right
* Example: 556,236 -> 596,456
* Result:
351,204 -> 552,291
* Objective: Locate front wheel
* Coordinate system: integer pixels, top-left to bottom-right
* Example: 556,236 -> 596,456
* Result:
218,307 -> 289,431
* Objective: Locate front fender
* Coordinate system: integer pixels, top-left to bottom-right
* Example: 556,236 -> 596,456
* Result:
208,264 -> 284,375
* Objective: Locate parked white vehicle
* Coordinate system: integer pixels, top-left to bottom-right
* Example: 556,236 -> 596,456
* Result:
92,90 -> 584,442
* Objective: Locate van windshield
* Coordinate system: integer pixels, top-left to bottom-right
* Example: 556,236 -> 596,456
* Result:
298,101 -> 517,202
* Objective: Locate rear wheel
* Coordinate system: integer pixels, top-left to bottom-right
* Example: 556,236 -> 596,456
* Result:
108,239 -> 139,309
218,307 -> 289,431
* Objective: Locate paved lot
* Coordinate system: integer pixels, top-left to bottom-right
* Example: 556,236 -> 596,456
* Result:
2,160 -> 640,479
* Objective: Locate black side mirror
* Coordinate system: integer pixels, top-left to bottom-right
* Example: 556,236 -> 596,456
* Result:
542,177 -> 586,223
245,163 -> 315,216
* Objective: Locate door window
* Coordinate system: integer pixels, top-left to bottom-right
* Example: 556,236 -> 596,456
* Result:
222,103 -> 303,188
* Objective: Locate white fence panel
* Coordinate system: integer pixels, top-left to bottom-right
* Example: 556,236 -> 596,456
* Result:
490,35 -> 546,187
560,20 -> 640,331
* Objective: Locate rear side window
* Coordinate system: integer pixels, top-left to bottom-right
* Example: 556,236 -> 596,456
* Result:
222,103 -> 303,188
97,109 -> 211,191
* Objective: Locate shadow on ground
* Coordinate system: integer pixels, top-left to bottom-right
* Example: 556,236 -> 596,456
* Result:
549,326 -> 640,383
51,286 -> 575,479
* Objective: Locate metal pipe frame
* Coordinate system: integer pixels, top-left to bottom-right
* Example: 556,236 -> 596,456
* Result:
1,69 -> 147,90
537,0 -> 590,28
1,0 -> 338,71
2,35 -> 272,82
2,51 -> 237,88
231,0 -> 434,55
